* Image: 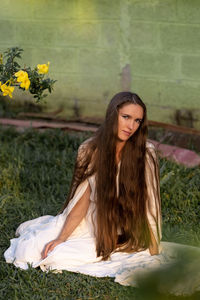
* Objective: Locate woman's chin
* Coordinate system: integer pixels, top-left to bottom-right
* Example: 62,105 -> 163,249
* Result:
117,136 -> 129,143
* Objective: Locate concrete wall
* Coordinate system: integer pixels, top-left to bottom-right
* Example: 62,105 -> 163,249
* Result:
0,0 -> 200,128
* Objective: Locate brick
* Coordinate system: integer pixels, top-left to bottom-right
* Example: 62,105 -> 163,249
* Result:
46,73 -> 119,118
130,77 -> 177,125
146,105 -> 175,125
56,21 -> 100,47
0,0 -> 119,21
15,20 -> 100,48
54,98 -> 105,119
130,22 -> 159,49
78,48 -> 120,76
79,75 -> 119,98
123,77 -> 177,124
45,73 -> 117,113
77,74 -> 120,106
15,21 -> 57,47
0,20 -> 16,44
38,73 -> 81,118
130,51 -> 177,78
158,80 -> 200,109
0,0 -> 34,20
0,0 -> 10,19
181,55 -> 200,79
130,0 -> 177,22
131,77 -> 161,105
30,47 -> 78,74
79,100 -> 106,118
43,96 -> 76,119
0,0 -> 75,21
16,47 -> 33,66
76,0 -> 120,20
32,0 -> 75,20
132,77 -> 200,118
177,0 -> 200,24
144,101 -> 200,130
48,74 -> 79,99
99,22 -> 120,48
160,24 -> 200,53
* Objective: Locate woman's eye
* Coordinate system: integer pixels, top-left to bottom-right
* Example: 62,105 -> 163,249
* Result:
136,119 -> 142,124
122,115 -> 129,119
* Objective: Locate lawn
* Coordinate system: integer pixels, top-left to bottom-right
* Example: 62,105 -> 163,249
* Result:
0,127 -> 200,299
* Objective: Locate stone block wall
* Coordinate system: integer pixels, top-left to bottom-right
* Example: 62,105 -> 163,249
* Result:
0,0 -> 200,128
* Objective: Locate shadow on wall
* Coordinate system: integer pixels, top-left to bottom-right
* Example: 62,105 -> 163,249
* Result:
175,109 -> 197,128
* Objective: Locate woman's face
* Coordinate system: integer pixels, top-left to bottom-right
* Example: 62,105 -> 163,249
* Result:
117,103 -> 144,142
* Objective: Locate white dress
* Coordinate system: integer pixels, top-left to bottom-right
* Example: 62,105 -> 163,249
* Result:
4,142 -> 200,295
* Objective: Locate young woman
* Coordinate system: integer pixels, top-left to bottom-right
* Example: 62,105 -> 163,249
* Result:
4,92 -> 162,283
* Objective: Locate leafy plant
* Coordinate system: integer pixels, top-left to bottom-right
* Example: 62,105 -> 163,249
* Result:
0,47 -> 56,102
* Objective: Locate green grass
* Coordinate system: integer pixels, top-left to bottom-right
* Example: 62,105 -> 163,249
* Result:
0,127 -> 200,299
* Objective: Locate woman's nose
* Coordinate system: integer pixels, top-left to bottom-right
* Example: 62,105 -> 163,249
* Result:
128,121 -> 134,130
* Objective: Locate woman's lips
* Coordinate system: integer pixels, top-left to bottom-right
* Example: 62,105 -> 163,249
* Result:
122,130 -> 131,136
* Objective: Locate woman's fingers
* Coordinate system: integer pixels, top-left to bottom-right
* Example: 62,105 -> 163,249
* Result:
41,239 -> 63,259
42,241 -> 54,259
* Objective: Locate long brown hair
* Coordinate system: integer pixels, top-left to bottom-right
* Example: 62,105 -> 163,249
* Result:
62,92 -> 161,260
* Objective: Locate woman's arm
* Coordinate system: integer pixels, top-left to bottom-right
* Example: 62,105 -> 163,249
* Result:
41,184 -> 91,259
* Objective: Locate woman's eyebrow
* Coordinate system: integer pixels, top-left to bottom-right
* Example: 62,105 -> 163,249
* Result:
121,113 -> 131,116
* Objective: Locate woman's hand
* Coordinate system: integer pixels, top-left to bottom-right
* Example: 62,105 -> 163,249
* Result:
41,238 -> 64,259
41,185 -> 91,260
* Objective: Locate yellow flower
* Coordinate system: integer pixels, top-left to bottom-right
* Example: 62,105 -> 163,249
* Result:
14,70 -> 30,90
15,70 -> 27,77
20,77 -> 30,90
14,70 -> 28,82
37,62 -> 50,74
0,83 -> 14,98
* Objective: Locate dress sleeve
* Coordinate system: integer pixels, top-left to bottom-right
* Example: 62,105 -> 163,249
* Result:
145,142 -> 162,252
62,179 -> 90,217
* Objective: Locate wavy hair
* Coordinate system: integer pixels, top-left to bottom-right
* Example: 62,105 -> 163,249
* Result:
62,92 -> 161,260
